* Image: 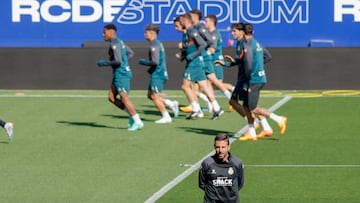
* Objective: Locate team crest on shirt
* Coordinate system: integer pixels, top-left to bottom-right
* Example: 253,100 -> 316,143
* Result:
201,28 -> 206,33
151,47 -> 156,52
112,45 -> 117,50
212,36 -> 216,40
228,167 -> 234,175
211,169 -> 216,174
193,32 -> 198,37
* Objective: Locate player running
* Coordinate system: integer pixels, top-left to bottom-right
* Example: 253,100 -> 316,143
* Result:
97,24 -> 144,131
238,23 -> 287,140
138,24 -> 179,124
215,23 -> 258,137
180,14 -> 224,120
0,119 -> 14,141
204,14 -> 235,96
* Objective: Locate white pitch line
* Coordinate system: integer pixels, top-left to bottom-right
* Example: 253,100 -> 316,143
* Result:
246,164 -> 360,168
144,96 -> 292,203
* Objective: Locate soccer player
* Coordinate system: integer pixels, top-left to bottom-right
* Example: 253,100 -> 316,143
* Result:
138,24 -> 179,124
204,15 -> 234,93
0,119 -> 14,141
190,10 -> 228,114
97,24 -> 144,131
199,133 -> 244,202
180,13 -> 223,120
238,23 -> 287,140
215,23 -> 257,136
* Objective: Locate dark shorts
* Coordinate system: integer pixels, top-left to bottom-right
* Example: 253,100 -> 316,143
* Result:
243,83 -> 265,111
231,80 -> 247,101
148,78 -> 166,93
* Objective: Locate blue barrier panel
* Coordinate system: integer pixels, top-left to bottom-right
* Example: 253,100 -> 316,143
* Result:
0,0 -> 359,47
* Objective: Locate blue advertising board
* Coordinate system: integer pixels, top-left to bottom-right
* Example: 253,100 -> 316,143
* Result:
0,0 -> 359,47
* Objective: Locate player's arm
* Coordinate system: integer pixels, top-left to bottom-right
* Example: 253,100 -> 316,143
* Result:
139,43 -> 159,74
263,48 -> 272,64
198,162 -> 207,191
125,45 -> 135,60
186,30 -> 206,61
243,43 -> 254,87
237,161 -> 245,190
199,26 -> 215,51
97,41 -> 122,67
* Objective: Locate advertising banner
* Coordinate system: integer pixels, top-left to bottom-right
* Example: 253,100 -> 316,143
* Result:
1,0 -> 359,47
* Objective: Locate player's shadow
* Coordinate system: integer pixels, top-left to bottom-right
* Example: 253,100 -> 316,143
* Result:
177,127 -> 231,137
56,121 -> 119,129
101,114 -> 152,122
0,140 -> 9,144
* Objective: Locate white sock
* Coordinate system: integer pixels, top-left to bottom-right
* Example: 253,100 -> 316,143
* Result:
223,90 -> 231,99
248,124 -> 257,138
260,118 -> 272,131
164,99 -> 173,108
132,114 -> 142,124
270,113 -> 283,123
191,102 -> 201,112
244,116 -> 248,121
211,100 -> 221,112
161,111 -> 171,119
231,86 -> 235,92
198,93 -> 210,103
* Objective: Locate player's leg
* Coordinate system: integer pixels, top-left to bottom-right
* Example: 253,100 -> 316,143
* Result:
197,79 -> 224,120
207,73 -> 232,99
115,79 -> 144,131
252,106 -> 287,135
0,119 -> 14,141
148,80 -> 172,124
182,78 -> 203,119
108,84 -> 125,109
238,85 -> 259,141
249,84 -> 287,135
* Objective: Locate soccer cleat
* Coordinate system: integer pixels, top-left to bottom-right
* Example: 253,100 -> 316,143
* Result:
127,117 -> 134,128
278,116 -> 288,135
238,135 -> 257,141
4,122 -> 14,142
211,109 -> 224,120
128,121 -> 144,131
229,105 -> 234,112
155,117 -> 172,124
186,111 -> 203,120
171,101 -> 180,118
180,105 -> 193,113
257,130 -> 274,138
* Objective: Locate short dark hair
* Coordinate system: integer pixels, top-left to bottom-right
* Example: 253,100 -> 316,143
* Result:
173,16 -> 181,23
104,24 -> 117,31
190,9 -> 202,20
182,13 -> 192,21
146,24 -> 160,35
244,23 -> 254,35
214,133 -> 230,145
206,15 -> 217,26
231,23 -> 245,31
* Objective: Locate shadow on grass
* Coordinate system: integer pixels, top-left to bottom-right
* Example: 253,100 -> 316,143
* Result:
101,114 -> 152,122
177,126 -> 231,136
0,140 -> 9,144
57,121 -> 121,129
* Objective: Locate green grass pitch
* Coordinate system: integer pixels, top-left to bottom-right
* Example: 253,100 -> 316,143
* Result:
0,90 -> 359,202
